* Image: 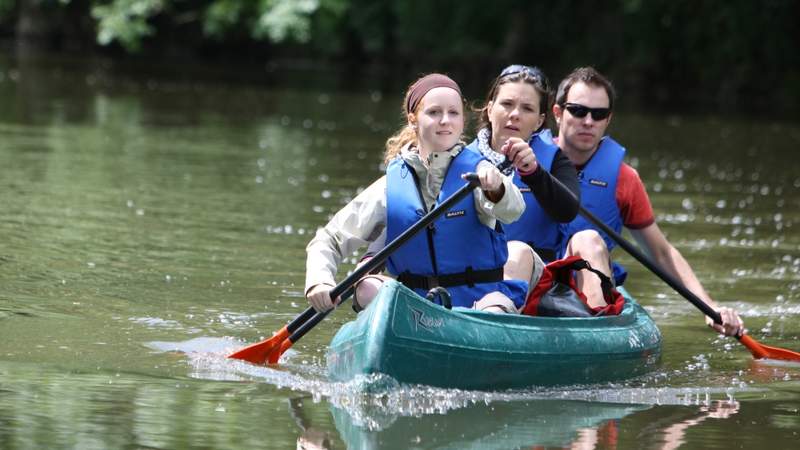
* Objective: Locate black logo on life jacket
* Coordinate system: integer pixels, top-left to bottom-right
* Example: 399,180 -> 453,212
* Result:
589,179 -> 608,188
445,210 -> 466,219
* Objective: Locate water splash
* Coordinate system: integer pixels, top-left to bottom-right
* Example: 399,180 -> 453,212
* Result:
144,335 -> 800,432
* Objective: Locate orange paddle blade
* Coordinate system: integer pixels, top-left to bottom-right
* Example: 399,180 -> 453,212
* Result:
227,327 -> 290,364
739,334 -> 800,361
268,338 -> 293,364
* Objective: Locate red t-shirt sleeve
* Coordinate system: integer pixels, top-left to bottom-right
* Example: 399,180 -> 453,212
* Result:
616,163 -> 654,229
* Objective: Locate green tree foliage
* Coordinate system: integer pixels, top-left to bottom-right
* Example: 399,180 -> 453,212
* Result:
91,0 -> 164,51
203,0 -> 348,43
88,0 -> 348,51
0,0 -> 797,112
0,0 -> 346,51
0,0 -> 14,17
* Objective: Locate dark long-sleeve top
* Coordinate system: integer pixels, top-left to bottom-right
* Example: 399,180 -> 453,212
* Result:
518,149 -> 580,223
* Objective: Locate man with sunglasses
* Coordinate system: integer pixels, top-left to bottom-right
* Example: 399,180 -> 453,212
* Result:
553,67 -> 744,337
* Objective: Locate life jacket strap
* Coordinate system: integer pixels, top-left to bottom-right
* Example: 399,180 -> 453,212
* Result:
570,259 -> 616,305
398,267 -> 504,291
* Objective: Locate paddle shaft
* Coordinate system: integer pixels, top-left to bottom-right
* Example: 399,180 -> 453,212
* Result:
274,284 -> 356,345
286,161 -> 512,348
547,175 -> 723,324
579,204 -> 722,322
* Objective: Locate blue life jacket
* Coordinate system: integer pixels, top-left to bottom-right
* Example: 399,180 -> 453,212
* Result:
385,149 -> 527,308
560,136 -> 628,285
465,130 -> 561,262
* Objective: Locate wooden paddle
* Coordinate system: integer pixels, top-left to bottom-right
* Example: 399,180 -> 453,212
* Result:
548,175 -> 800,362
228,160 -> 511,365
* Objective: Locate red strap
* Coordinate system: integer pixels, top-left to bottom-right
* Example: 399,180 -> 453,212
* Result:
522,256 -> 625,316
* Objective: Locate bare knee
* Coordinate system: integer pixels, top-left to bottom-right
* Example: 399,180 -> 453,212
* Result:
567,230 -> 609,259
473,292 -> 519,314
354,276 -> 385,310
505,240 -> 544,294
507,240 -> 534,265
505,240 -> 534,278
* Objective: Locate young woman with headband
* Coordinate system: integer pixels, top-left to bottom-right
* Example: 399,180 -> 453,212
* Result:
305,73 -> 529,314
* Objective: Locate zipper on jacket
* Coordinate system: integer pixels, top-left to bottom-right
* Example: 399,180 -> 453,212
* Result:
408,167 -> 439,276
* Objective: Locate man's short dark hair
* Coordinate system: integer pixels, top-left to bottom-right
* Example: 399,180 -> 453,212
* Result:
555,67 -> 616,110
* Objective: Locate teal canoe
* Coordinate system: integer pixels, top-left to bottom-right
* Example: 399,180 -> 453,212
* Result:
327,280 -> 661,390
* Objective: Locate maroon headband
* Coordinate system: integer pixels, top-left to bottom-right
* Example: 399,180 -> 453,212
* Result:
405,73 -> 462,113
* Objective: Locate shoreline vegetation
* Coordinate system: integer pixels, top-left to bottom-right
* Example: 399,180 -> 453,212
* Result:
1,0 -> 798,116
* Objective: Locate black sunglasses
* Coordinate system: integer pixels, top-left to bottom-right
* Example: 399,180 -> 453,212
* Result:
564,103 -> 612,121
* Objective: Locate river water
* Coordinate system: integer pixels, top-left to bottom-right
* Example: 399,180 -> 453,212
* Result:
1,54 -> 799,449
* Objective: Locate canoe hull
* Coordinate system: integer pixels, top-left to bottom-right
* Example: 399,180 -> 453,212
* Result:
327,280 -> 661,390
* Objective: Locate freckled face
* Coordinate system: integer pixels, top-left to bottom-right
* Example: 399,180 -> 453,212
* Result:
411,87 -> 464,153
488,82 -> 544,150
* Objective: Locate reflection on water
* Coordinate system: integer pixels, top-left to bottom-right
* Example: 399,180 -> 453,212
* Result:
329,398 -> 648,449
288,393 -> 749,450
0,361 -> 301,449
290,397 -> 338,450
1,54 -> 800,448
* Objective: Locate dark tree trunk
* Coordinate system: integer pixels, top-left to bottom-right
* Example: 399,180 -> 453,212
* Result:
15,0 -> 52,54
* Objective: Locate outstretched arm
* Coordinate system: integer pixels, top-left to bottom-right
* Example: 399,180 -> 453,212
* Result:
518,149 -> 580,222
500,137 -> 580,223
630,223 -> 744,336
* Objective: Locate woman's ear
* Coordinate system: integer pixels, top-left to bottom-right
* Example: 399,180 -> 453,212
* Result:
407,113 -> 417,129
484,101 -> 496,130
535,113 -> 545,131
